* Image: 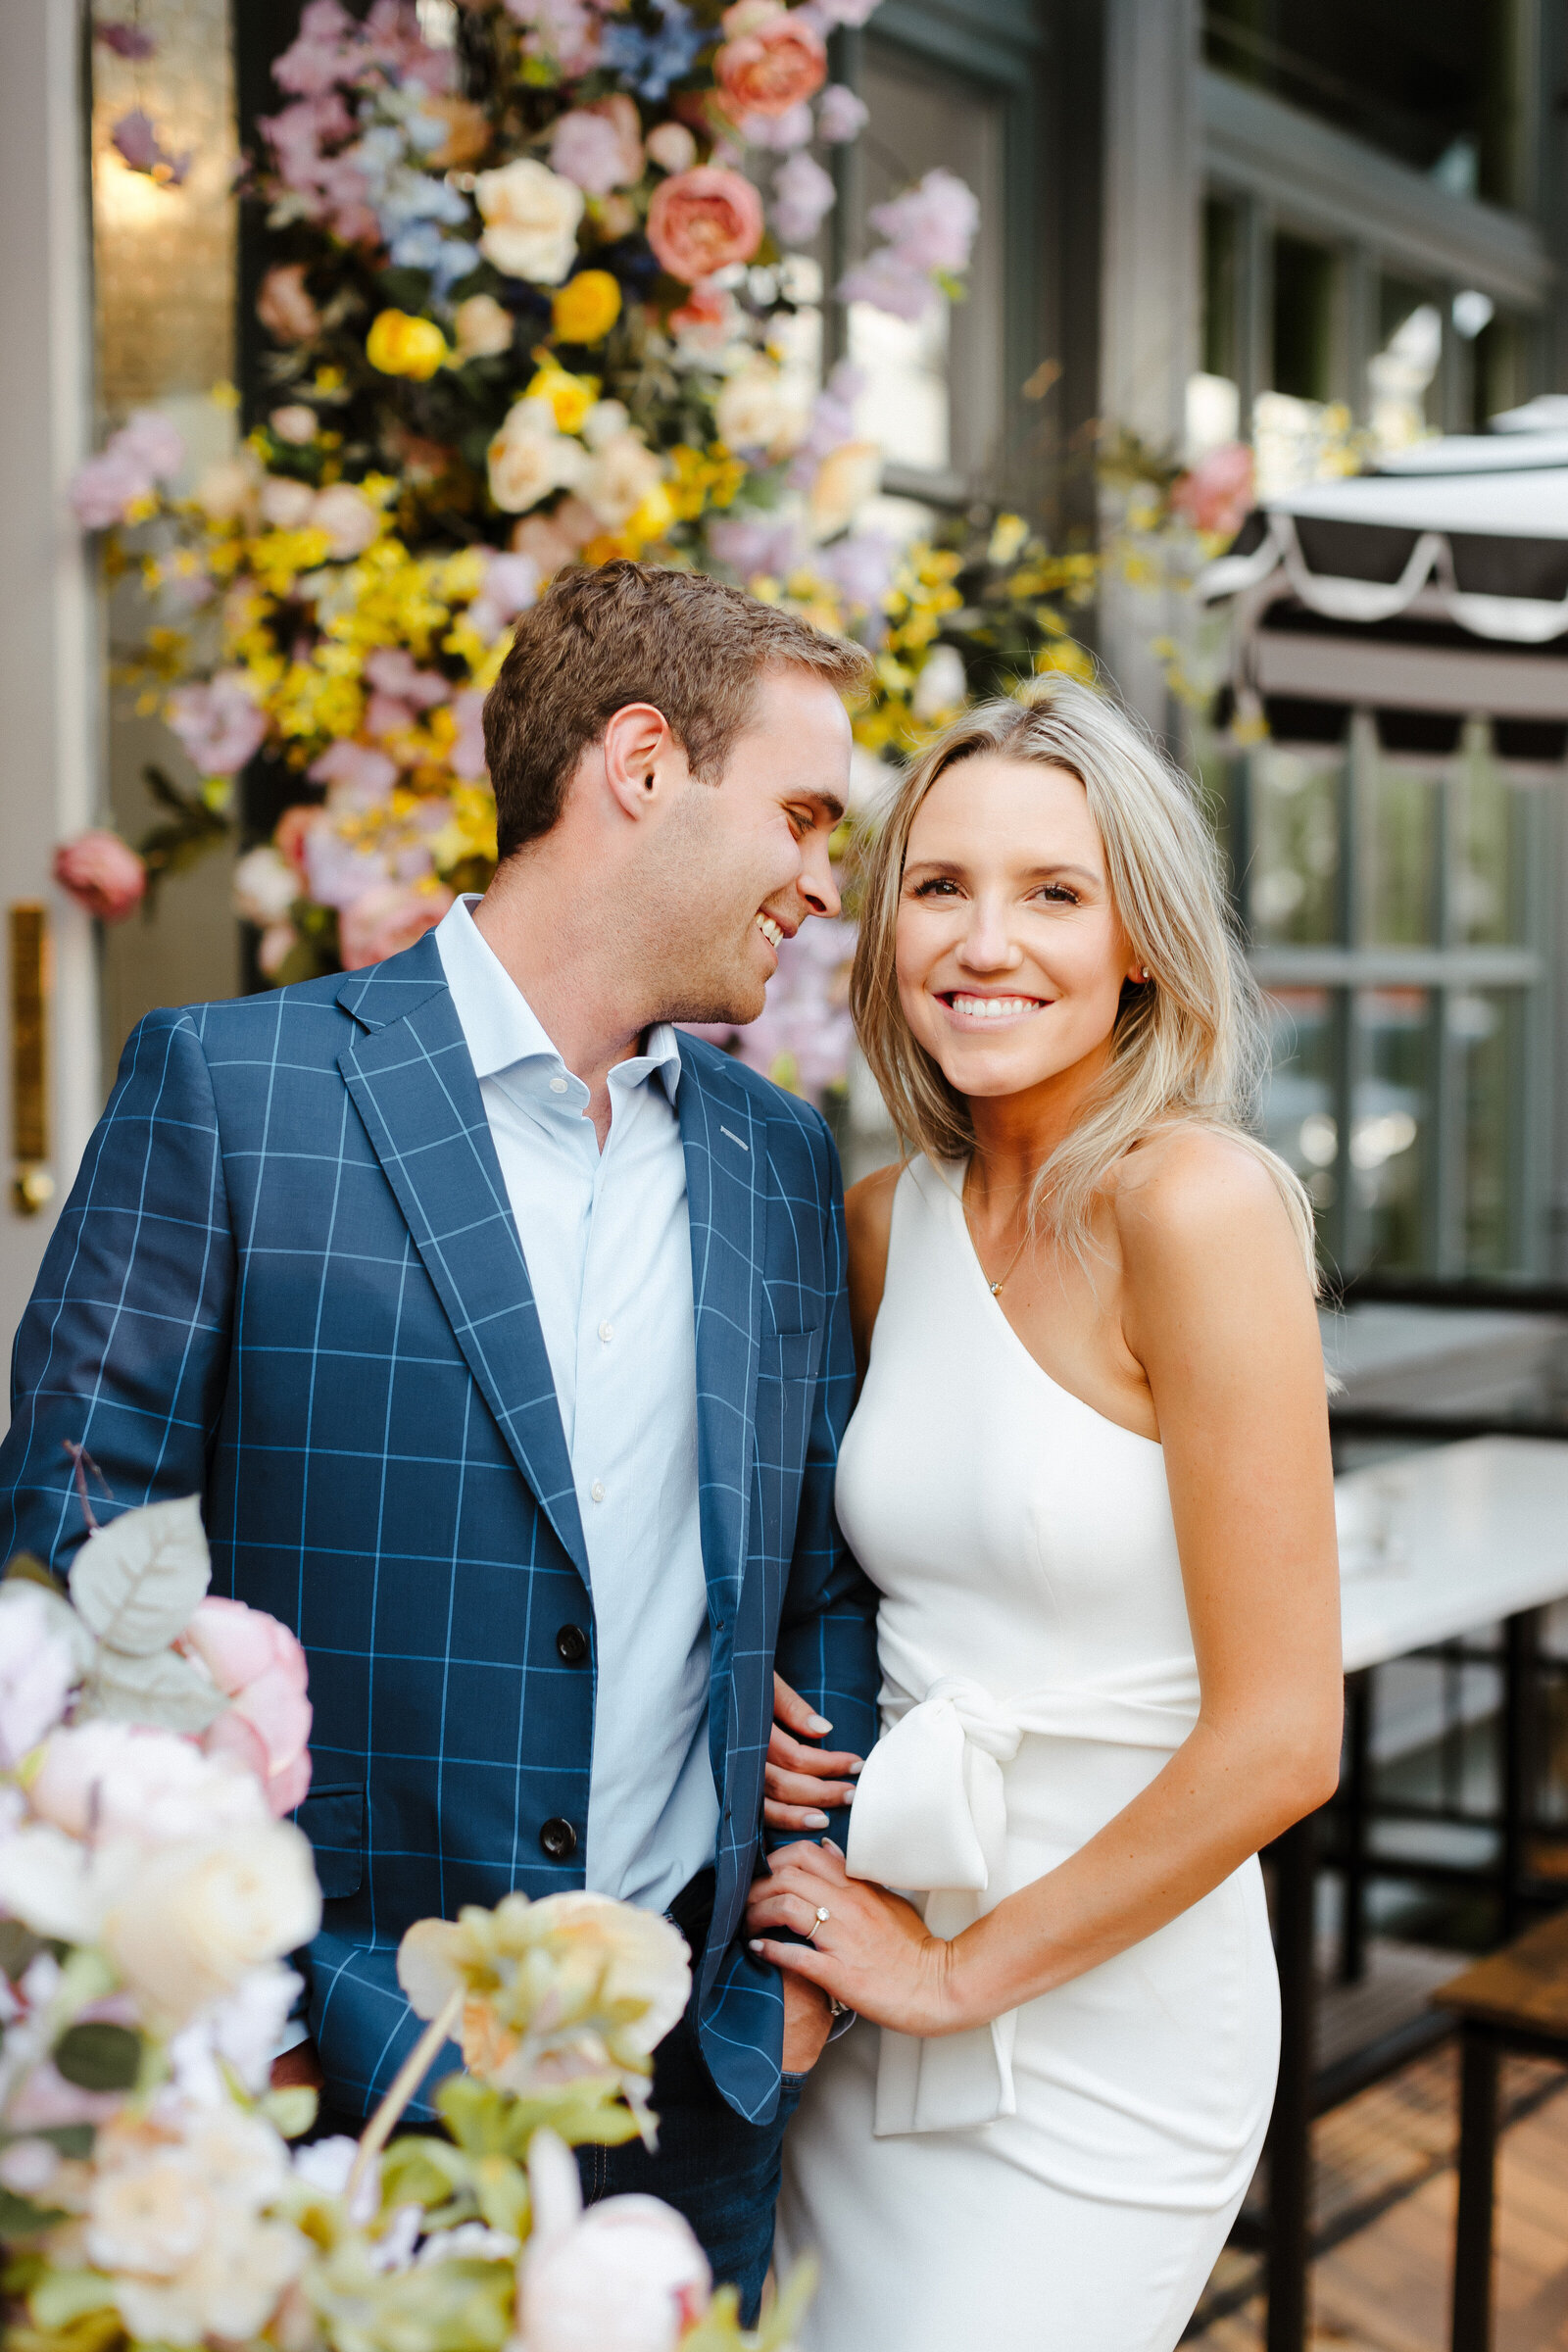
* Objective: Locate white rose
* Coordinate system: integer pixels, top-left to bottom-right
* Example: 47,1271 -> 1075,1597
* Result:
714,359 -> 806,458
582,398 -> 630,452
475,158 -> 585,285
582,431 -> 663,530
0,1822 -> 138,1943
453,292 -> 515,360
29,1720 -> 270,1846
310,483 -> 380,559
487,403 -> 589,514
88,2149 -> 211,2277
232,846 -> 301,928
194,451 -> 263,525
519,2132 -> 710,2352
114,2210 -> 306,2345
808,437 -> 882,538
103,1821 -> 322,2027
259,476 -> 316,531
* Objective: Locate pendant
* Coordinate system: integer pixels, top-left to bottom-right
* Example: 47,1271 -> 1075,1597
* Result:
989,1280 -> 1003,1296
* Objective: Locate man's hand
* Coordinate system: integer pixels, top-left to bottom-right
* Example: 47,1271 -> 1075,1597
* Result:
270,2040 -> 325,2095
781,1973 -> 834,2076
765,1672 -> 864,1832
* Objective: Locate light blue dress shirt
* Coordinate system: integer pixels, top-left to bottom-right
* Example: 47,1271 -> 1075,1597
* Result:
435,896 -> 718,1915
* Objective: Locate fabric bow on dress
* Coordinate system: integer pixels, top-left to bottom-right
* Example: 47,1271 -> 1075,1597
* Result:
847,1627 -> 1200,2137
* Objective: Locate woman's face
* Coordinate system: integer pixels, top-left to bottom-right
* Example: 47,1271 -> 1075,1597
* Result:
895,754 -> 1140,1104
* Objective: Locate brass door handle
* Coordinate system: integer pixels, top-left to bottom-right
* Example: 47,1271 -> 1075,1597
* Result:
11,902 -> 54,1215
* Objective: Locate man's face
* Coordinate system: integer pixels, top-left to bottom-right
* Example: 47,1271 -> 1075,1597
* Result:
637,668 -> 851,1027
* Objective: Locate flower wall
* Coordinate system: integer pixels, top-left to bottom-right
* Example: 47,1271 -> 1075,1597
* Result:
79,0 -> 1246,1102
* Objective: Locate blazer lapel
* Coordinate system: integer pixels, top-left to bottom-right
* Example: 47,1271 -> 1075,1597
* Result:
336,938 -> 589,1587
678,1042 -> 765,1632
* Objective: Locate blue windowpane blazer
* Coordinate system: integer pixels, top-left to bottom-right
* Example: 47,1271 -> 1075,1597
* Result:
0,937 -> 880,2124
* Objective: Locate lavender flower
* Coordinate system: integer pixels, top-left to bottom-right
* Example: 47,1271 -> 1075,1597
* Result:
771,150 -> 836,245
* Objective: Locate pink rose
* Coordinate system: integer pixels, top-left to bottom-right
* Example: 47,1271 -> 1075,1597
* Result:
339,882 -> 454,971
53,831 -> 146,923
550,96 -> 644,197
307,739 -> 399,806
0,1586 -> 78,1767
275,805 -> 324,878
1170,440 -> 1255,540
364,648 -> 450,708
257,264 -> 321,344
647,168 -> 764,287
449,689 -> 490,780
311,482 -> 381,558
184,1596 -> 314,1818
714,2 -> 826,121
521,2195 -> 711,2352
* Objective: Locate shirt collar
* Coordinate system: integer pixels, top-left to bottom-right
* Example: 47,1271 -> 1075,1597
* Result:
434,895 -> 682,1105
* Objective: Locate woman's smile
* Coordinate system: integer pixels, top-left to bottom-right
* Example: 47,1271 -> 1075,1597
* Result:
938,989 -> 1052,1028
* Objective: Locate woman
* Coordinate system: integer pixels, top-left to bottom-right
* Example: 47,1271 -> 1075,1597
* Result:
755,681 -> 1342,2352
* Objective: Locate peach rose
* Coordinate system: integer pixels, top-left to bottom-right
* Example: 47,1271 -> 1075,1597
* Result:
1170,440 -> 1255,540
714,0 -> 826,119
54,831 -> 146,923
184,1595 -> 314,1817
338,881 -> 454,970
646,167 -> 764,286
256,264 -> 320,345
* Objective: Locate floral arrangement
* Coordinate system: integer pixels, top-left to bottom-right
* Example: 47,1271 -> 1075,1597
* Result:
0,1499 -> 805,2352
68,0 -> 1106,1103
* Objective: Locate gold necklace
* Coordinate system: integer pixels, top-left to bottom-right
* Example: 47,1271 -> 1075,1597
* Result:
962,1175 -> 1034,1297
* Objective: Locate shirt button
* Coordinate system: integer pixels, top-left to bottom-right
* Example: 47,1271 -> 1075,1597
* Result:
549,1075 -> 568,1095
556,1623 -> 589,1664
539,1816 -> 577,1861
599,1320 -> 613,1344
590,1479 -> 606,1502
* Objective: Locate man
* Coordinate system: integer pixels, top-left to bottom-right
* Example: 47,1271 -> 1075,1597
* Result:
0,562 -> 881,2311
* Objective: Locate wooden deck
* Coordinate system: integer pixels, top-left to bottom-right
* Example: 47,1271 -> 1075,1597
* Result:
1188,1941 -> 1568,2352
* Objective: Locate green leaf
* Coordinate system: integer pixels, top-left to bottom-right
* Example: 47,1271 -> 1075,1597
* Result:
259,2084 -> 318,2140
0,2186 -> 69,2237
53,2022 -> 142,2092
0,1921 -> 44,1984
81,1642 -> 225,1734
0,2125 -> 94,2161
27,2267 -> 119,2328
69,1495 -> 211,1656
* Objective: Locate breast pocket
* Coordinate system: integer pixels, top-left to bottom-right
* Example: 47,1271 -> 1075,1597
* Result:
753,1324 -> 824,1550
294,1782 -> 364,1902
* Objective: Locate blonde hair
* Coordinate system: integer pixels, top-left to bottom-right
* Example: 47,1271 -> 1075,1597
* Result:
849,678 -> 1319,1283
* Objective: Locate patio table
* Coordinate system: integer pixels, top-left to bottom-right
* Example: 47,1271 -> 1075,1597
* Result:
1263,1435 -> 1568,2352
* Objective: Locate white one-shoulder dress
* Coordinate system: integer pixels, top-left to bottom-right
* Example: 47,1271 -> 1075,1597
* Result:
776,1156 -> 1278,2352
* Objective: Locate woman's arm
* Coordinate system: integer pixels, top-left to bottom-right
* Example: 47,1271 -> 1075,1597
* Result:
749,1133 -> 1343,2034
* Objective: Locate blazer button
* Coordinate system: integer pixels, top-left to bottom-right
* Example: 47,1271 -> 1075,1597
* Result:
540,1816 -> 577,1861
556,1623 -> 589,1665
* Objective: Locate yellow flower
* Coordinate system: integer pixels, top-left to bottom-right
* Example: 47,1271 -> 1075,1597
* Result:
552,270 -> 622,345
523,358 -> 600,435
366,310 -> 449,381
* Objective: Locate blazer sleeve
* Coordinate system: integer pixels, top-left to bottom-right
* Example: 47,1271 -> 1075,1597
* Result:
771,1115 -> 881,1827
0,1008 -> 236,1573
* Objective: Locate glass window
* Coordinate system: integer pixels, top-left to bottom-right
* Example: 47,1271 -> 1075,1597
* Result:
1351,988 -> 1435,1270
1249,743 -> 1344,943
1260,990 -> 1340,1217
850,43 -> 1005,500
1455,989 -> 1523,1272
1359,760 -> 1440,946
1200,1 -> 1523,202
1271,233 -> 1336,404
1203,196 -> 1241,385
1453,737 -> 1530,945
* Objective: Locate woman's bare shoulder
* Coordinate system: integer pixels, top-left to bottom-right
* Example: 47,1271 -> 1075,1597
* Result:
1110,1125 -> 1309,1294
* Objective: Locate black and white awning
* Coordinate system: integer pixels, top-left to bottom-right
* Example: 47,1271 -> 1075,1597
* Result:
1200,419 -> 1568,647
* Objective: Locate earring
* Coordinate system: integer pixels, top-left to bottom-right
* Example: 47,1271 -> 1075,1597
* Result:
1136,966 -> 1152,983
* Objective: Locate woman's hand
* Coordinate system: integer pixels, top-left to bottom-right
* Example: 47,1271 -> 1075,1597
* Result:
747,1839 -> 965,2038
765,1673 -> 863,1832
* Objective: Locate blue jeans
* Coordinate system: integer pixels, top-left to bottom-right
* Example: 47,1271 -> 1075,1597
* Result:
577,2008 -> 804,2324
